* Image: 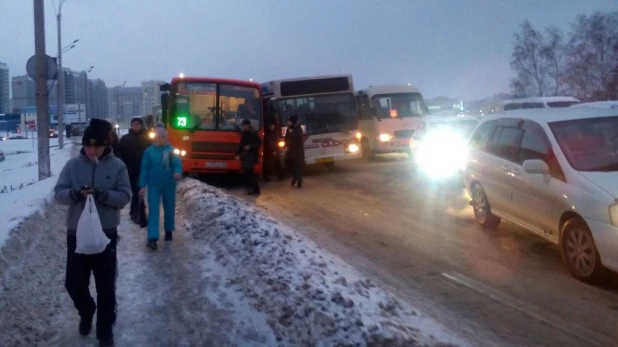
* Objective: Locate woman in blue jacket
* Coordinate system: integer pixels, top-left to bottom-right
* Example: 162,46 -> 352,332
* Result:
138,124 -> 182,250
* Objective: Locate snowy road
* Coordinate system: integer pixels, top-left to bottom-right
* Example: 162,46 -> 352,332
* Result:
0,148 -> 464,346
222,155 -> 618,347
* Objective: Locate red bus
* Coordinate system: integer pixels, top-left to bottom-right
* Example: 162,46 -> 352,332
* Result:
159,77 -> 264,175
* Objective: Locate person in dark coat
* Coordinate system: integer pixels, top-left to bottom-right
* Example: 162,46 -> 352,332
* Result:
236,119 -> 262,195
53,118 -> 132,347
116,117 -> 151,224
285,114 -> 305,188
95,119 -> 120,154
262,118 -> 283,181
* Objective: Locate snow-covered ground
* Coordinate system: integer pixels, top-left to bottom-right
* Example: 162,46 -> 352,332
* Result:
178,179 -> 467,346
0,137 -> 74,248
0,146 -> 467,346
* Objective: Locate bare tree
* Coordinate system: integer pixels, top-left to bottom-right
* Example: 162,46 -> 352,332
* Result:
510,21 -> 551,97
541,27 -> 567,96
565,12 -> 618,101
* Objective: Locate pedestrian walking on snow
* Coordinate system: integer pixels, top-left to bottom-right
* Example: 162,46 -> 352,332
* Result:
236,119 -> 262,195
138,124 -> 183,250
263,118 -> 284,181
284,114 -> 305,188
116,117 -> 151,225
54,118 -> 132,347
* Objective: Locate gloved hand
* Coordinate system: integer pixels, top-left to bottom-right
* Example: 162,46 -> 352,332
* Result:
92,187 -> 109,203
69,188 -> 86,202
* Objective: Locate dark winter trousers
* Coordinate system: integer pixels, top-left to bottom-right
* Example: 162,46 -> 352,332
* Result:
244,167 -> 260,193
262,151 -> 282,179
289,160 -> 303,184
129,178 -> 142,218
65,231 -> 118,339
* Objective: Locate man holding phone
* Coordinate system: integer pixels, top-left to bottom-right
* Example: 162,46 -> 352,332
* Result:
54,118 -> 131,347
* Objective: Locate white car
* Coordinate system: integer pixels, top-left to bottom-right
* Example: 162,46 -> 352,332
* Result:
463,108 -> 618,282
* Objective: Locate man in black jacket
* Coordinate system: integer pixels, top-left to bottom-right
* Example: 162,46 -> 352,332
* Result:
236,119 -> 262,195
262,118 -> 283,181
116,117 -> 151,223
285,114 -> 305,188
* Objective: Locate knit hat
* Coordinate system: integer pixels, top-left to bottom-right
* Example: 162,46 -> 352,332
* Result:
154,126 -> 167,138
131,117 -> 144,126
288,114 -> 299,124
82,119 -> 110,146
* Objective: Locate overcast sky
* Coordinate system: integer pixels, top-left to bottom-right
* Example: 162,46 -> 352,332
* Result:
2,0 -> 617,100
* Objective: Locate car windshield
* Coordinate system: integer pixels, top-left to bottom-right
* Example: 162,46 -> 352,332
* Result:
172,82 -> 262,131
549,116 -> 618,171
432,119 -> 478,135
277,93 -> 357,135
548,101 -> 579,108
371,93 -> 426,119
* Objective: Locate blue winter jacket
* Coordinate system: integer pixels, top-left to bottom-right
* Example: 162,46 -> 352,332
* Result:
138,144 -> 182,188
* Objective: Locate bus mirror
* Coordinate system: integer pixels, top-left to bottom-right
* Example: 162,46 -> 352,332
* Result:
159,83 -> 171,92
161,93 -> 169,108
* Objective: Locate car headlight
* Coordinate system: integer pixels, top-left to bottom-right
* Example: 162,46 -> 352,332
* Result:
355,131 -> 362,140
415,129 -> 468,179
609,204 -> 618,226
379,133 -> 392,142
347,143 -> 360,153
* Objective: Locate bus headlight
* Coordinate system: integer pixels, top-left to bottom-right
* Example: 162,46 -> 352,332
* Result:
379,133 -> 392,142
278,140 -> 285,148
173,148 -> 186,156
355,131 -> 362,140
347,143 -> 360,153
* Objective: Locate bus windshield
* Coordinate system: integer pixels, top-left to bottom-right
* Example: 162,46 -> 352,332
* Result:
371,92 -> 426,119
277,93 -> 357,135
171,82 -> 262,131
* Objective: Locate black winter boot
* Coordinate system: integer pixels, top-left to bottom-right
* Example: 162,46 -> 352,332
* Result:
78,308 -> 95,336
147,240 -> 157,250
99,337 -> 114,346
164,232 -> 173,241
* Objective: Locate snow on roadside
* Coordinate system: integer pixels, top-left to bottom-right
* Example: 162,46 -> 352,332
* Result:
0,138 -> 73,248
178,179 -> 468,347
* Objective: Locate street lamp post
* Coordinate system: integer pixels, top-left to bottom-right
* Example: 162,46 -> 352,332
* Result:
56,0 -> 69,149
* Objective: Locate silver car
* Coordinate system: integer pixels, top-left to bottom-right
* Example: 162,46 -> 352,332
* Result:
464,108 -> 618,283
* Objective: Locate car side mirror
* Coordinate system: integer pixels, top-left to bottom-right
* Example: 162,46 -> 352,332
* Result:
523,159 -> 550,175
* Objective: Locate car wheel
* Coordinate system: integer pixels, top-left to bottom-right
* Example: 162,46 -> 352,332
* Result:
471,184 -> 501,230
361,138 -> 374,161
560,218 -> 606,283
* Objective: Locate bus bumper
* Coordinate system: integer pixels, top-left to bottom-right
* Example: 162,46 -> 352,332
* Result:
305,151 -> 361,165
373,138 -> 412,154
181,158 -> 262,174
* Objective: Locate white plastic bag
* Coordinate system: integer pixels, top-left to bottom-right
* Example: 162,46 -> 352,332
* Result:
75,195 -> 110,255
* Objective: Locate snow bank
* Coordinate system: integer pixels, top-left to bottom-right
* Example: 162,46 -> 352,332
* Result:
0,138 -> 73,248
178,179 -> 467,347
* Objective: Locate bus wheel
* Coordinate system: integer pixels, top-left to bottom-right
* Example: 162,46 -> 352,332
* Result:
361,138 -> 375,161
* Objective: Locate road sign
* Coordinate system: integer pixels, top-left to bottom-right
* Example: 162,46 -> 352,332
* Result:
26,54 -> 58,81
29,120 -> 36,129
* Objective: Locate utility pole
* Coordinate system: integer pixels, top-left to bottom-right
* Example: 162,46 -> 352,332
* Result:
34,0 -> 51,180
56,0 -> 66,149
